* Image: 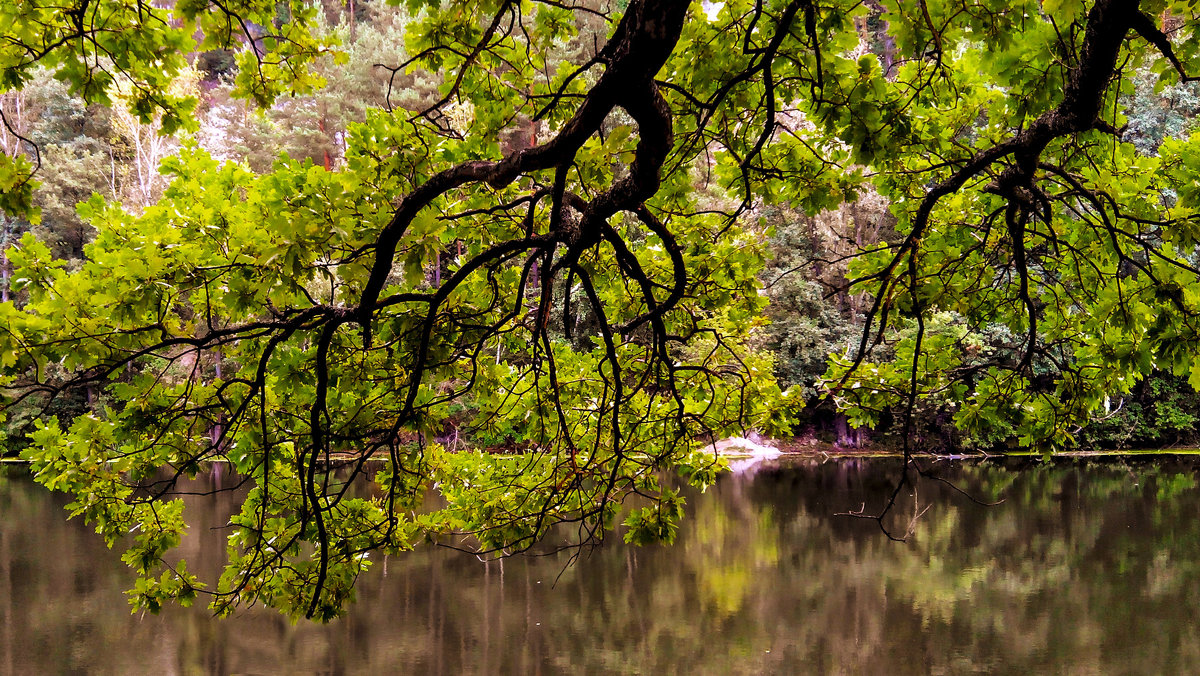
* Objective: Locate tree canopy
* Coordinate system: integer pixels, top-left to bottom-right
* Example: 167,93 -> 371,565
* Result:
1,0 -> 1199,619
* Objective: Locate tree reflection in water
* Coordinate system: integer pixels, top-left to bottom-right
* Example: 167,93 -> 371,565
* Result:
2,457 -> 1199,674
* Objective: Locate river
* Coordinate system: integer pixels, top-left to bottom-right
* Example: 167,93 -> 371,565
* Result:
2,456 -> 1198,674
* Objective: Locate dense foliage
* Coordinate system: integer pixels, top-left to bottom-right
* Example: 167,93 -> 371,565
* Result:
1,0 -> 1199,619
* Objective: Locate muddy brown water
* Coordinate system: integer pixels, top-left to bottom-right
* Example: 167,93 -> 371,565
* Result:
2,456 -> 1198,674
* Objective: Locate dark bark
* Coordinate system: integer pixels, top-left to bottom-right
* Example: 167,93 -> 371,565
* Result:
356,0 -> 691,331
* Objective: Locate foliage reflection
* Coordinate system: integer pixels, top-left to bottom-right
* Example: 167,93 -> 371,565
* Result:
3,458 -> 1200,674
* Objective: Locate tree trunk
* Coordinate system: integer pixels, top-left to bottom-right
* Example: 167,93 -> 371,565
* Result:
1,250 -> 9,303
834,413 -> 852,446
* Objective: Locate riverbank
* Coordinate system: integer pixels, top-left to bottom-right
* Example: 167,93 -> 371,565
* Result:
5,444 -> 1200,465
715,437 -> 1200,460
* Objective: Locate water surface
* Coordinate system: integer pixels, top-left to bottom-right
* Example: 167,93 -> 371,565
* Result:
2,457 -> 1198,674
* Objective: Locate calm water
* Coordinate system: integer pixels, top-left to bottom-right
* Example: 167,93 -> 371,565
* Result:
2,457 -> 1200,674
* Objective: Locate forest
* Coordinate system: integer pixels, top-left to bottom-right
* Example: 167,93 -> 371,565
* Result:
1,0 -> 1200,621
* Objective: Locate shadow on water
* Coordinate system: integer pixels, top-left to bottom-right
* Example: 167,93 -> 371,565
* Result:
2,456 -> 1200,674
